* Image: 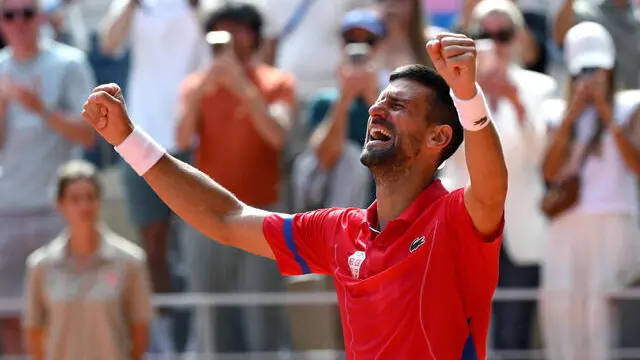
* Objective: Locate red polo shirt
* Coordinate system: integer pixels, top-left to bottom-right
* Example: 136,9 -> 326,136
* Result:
263,180 -> 503,360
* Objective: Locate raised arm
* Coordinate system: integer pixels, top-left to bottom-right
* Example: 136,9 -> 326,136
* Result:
427,33 -> 508,236
100,0 -> 138,56
82,84 -> 276,259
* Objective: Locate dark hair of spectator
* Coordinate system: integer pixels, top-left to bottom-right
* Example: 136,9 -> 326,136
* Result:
54,160 -> 102,201
204,3 -> 263,50
389,64 -> 462,164
408,0 -> 432,67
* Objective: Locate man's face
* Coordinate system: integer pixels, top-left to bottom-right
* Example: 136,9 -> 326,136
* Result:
0,0 -> 42,48
212,20 -> 255,61
361,78 -> 433,171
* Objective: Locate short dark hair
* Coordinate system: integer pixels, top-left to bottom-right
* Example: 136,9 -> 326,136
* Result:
204,3 -> 263,50
389,64 -> 463,164
53,160 -> 102,201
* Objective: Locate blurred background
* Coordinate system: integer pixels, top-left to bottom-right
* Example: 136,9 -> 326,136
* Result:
1,0 -> 640,359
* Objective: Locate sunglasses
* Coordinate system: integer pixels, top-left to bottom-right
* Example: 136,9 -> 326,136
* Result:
2,7 -> 36,22
475,28 -> 515,44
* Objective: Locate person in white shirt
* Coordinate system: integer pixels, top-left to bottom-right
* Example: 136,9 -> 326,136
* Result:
439,0 -> 556,357
100,0 -> 209,351
540,22 -> 640,360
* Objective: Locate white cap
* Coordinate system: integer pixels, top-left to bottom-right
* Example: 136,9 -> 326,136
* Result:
564,21 -> 616,75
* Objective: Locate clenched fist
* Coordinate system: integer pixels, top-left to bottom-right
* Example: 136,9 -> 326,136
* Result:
426,33 -> 478,100
82,84 -> 134,146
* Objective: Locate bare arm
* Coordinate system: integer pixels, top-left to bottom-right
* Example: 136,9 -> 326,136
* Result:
143,155 -> 276,258
101,1 -> 137,56
553,0 -> 574,46
176,82 -> 203,151
605,108 -> 640,176
541,116 -> 574,182
261,38 -> 278,66
46,111 -> 96,148
463,119 -> 508,236
241,83 -> 293,150
309,93 -> 353,169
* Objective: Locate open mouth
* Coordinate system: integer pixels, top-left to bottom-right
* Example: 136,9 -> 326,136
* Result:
366,119 -> 395,150
369,125 -> 392,142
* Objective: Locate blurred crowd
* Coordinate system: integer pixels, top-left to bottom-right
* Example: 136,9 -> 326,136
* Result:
0,0 -> 640,359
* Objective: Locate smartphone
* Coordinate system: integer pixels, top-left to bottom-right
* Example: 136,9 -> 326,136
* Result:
206,31 -> 232,57
345,43 -> 371,66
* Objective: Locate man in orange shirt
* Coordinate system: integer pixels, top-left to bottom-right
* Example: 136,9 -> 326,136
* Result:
174,3 -> 295,354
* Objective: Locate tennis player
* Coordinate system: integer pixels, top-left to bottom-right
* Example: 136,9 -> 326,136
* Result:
82,32 -> 507,359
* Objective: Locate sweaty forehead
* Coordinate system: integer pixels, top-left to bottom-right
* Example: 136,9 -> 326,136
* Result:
380,78 -> 430,103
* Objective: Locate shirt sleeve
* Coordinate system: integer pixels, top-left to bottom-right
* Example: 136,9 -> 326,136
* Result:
22,264 -> 46,328
123,258 -> 154,325
262,209 -> 343,276
61,55 -> 97,116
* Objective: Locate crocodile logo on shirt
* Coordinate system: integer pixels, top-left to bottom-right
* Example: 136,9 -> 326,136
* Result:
410,236 -> 426,253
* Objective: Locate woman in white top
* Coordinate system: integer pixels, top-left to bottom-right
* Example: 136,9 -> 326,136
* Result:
540,22 -> 640,360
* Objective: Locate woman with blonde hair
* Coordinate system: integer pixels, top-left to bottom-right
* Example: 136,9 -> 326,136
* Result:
540,22 -> 640,360
23,160 -> 153,360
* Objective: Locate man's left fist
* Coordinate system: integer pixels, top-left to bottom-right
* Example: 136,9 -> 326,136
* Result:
426,33 -> 477,100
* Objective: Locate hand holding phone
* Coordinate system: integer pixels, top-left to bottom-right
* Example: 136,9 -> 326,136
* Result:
345,43 -> 371,67
206,31 -> 232,57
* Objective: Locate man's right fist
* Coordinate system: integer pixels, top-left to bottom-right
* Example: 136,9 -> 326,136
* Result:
82,83 -> 134,146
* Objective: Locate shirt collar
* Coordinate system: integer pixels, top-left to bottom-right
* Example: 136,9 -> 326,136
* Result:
365,179 -> 449,230
48,224 -> 118,264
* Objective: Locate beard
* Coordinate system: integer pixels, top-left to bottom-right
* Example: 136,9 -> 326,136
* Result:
360,141 -> 398,168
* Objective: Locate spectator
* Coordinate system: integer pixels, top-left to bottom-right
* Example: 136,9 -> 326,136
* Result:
439,1 -> 557,357
176,3 -> 294,353
296,8 -> 385,212
458,0 -> 553,73
375,0 -> 431,73
51,0 -> 130,169
23,160 -> 153,360
287,8 -> 385,354
554,0 -> 640,89
100,0 -> 209,349
540,22 -> 640,360
261,0 -> 373,211
0,0 -> 95,354
262,0 -> 371,105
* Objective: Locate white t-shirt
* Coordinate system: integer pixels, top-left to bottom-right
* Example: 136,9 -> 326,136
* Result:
262,0 -> 371,102
440,66 -> 557,265
546,90 -> 640,216
107,0 -> 210,152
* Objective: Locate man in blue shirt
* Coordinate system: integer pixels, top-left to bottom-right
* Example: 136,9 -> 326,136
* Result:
305,8 -> 386,206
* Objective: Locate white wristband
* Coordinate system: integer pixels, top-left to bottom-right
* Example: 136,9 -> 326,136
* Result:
115,126 -> 166,176
450,83 -> 492,131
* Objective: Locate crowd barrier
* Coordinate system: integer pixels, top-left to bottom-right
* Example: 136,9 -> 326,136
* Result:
5,288 -> 640,359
